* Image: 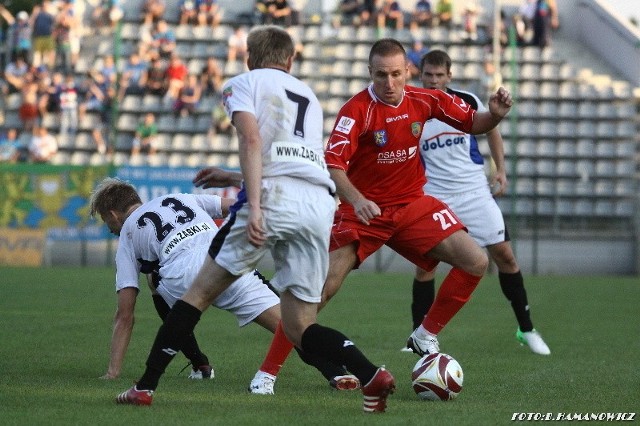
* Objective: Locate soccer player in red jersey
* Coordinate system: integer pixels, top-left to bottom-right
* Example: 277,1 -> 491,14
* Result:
322,38 -> 513,356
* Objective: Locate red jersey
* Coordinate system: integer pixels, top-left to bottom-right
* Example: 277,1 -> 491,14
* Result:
166,63 -> 188,82
325,84 -> 476,208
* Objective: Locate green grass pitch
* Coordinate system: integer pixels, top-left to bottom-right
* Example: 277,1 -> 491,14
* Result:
0,267 -> 637,425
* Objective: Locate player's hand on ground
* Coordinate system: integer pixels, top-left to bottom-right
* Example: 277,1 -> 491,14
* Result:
488,87 -> 512,118
99,371 -> 118,379
246,207 -> 267,247
353,198 -> 381,225
193,167 -> 242,189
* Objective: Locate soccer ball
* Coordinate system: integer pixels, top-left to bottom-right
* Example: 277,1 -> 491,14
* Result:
411,353 -> 463,401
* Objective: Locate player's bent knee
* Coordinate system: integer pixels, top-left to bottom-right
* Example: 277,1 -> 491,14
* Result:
467,250 -> 489,277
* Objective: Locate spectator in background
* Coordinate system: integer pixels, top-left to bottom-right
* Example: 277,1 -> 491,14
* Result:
377,0 -> 405,31
31,0 -> 57,69
199,56 -> 223,96
174,74 -> 202,117
208,99 -> 232,137
53,0 -> 79,75
253,0 -> 270,25
164,53 -> 188,106
4,9 -> 33,63
46,71 -> 64,115
79,70 -> 110,138
4,54 -> 30,93
287,26 -> 304,62
151,19 -> 176,59
531,0 -> 559,49
58,73 -> 79,138
120,52 -> 148,96
0,128 -> 22,163
131,112 -> 158,156
407,38 -> 428,79
142,0 -> 166,25
196,0 -> 223,29
20,75 -> 40,132
227,25 -> 248,63
333,0 -> 363,28
502,10 -> 528,47
410,0 -> 433,33
91,85 -> 116,155
0,5 -> 16,67
519,0 -> 536,36
265,0 -> 293,27
98,55 -> 117,85
144,56 -> 166,96
29,126 -> 58,162
92,0 -> 123,31
360,0 -> 377,26
179,0 -> 198,25
34,65 -> 52,122
462,0 -> 480,41
435,0 -> 453,28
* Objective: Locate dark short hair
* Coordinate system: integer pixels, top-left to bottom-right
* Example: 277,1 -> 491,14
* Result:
419,49 -> 452,73
369,38 -> 406,64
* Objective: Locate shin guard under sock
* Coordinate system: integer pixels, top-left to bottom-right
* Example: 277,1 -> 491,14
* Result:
138,300 -> 202,390
259,321 -> 294,376
422,268 -> 481,335
411,278 -> 435,330
301,323 -> 377,385
152,295 -> 208,368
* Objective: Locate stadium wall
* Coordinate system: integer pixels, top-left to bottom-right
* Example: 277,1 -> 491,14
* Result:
0,164 -> 637,275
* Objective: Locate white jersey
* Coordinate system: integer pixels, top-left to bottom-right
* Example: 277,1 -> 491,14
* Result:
420,88 -> 488,195
114,192 -> 279,325
222,68 -> 335,193
115,193 -> 222,292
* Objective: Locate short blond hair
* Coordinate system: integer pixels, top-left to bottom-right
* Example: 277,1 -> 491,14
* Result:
89,177 -> 141,218
246,25 -> 295,70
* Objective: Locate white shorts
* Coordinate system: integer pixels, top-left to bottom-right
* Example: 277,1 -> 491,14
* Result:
431,185 -> 507,248
213,176 -> 336,304
156,248 -> 279,326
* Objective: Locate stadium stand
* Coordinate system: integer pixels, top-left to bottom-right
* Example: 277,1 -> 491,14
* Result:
0,0 -> 637,239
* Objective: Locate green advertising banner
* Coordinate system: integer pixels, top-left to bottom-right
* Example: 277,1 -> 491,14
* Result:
0,164 -> 112,239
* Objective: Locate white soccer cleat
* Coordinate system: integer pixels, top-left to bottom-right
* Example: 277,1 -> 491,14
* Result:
406,330 -> 440,357
400,346 -> 414,353
188,364 -> 214,379
516,329 -> 551,355
248,371 -> 276,395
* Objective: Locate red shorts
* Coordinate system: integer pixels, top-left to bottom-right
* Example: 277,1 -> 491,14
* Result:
330,195 -> 466,270
19,103 -> 39,121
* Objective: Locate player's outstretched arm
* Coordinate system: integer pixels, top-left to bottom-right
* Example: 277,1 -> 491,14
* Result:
471,87 -> 512,135
100,287 -> 138,379
193,167 -> 243,189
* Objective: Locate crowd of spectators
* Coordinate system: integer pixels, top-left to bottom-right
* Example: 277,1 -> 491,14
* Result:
0,0 -> 558,165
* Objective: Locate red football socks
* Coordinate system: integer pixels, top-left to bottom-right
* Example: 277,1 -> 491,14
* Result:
422,267 -> 482,334
259,321 -> 294,376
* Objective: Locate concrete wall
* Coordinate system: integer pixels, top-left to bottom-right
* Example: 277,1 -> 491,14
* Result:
46,237 -> 637,275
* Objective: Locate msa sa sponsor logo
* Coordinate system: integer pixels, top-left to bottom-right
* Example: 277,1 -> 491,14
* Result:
377,146 -> 417,164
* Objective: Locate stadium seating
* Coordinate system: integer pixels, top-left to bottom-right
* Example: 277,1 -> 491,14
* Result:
0,0 -> 636,232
